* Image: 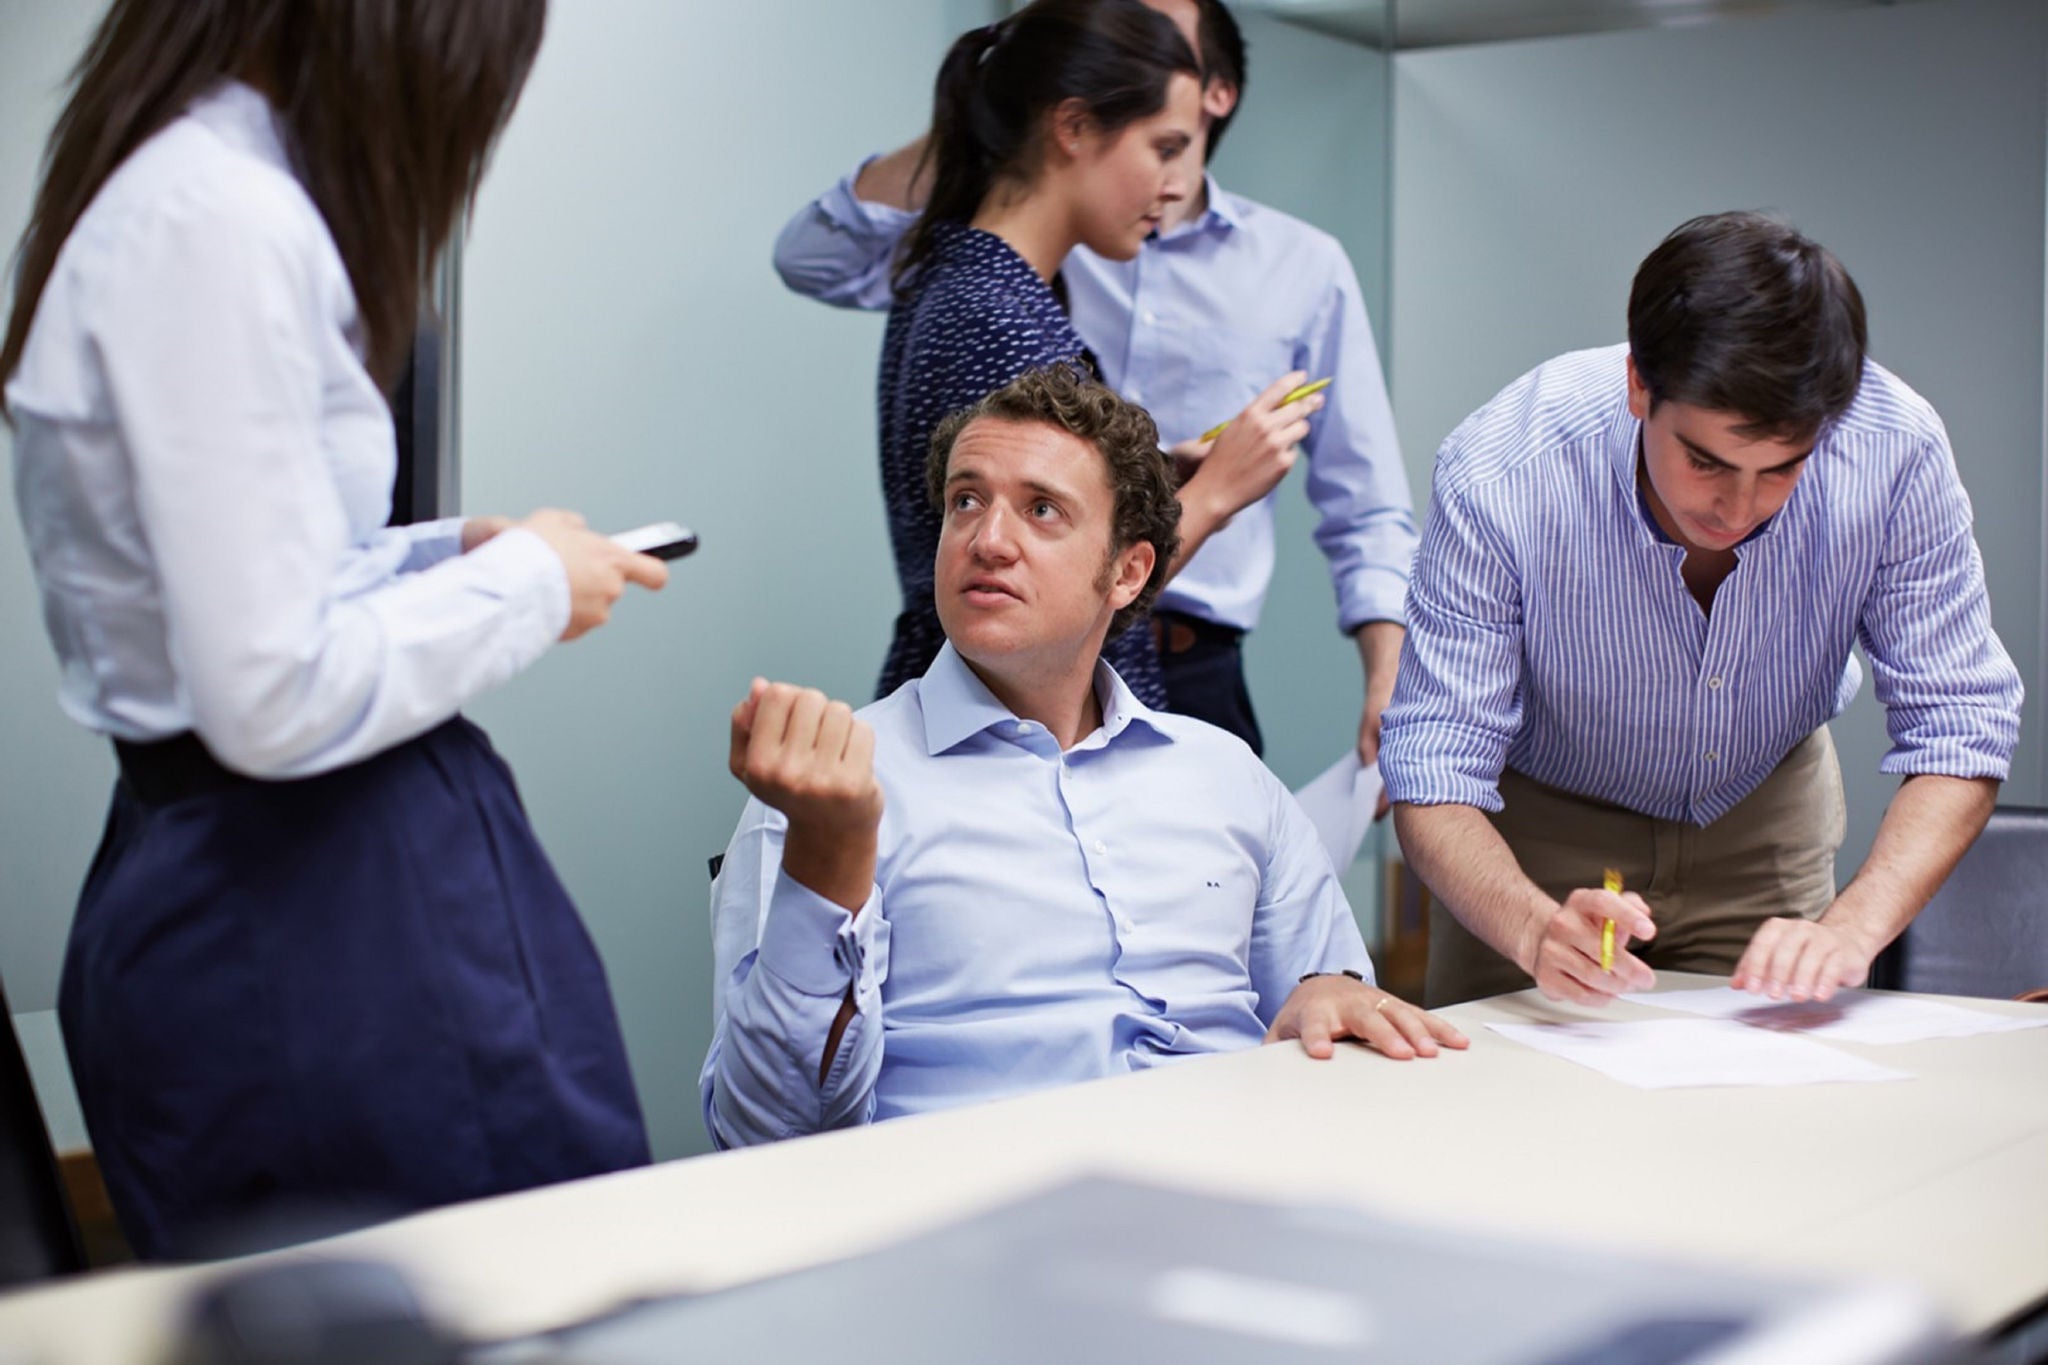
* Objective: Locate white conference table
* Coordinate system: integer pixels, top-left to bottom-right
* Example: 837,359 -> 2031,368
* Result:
2,973 -> 2045,1363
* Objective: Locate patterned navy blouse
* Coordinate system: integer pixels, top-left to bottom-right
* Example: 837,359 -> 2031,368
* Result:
875,223 -> 1166,704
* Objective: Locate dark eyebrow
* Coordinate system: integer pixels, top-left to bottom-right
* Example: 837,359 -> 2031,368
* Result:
1678,434 -> 1811,475
1020,480 -> 1083,509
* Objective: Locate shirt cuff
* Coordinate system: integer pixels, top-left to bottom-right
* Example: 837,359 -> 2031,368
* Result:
399,516 -> 467,571
1380,747 -> 1506,812
462,525 -> 571,646
757,870 -> 887,999
1336,571 -> 1412,635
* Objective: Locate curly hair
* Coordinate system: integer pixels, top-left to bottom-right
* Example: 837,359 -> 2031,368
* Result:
927,364 -> 1182,638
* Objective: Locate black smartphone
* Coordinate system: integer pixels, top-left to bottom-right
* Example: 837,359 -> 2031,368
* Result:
610,520 -> 699,560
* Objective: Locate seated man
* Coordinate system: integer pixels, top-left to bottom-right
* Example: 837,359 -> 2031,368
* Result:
702,365 -> 1464,1149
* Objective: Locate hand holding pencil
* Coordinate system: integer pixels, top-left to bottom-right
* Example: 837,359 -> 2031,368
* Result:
1169,371 -> 1327,522
1525,872 -> 1657,1006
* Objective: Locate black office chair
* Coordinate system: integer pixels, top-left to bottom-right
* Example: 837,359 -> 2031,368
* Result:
1871,805 -> 2048,1000
0,975 -> 86,1287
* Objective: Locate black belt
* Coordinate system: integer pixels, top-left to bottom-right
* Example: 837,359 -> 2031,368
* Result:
1150,609 -> 1244,657
113,732 -> 253,806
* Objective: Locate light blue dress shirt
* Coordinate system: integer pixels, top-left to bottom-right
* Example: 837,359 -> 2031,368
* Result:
701,644 -> 1374,1150
1379,346 -> 2023,826
772,168 -> 1417,633
7,82 -> 568,778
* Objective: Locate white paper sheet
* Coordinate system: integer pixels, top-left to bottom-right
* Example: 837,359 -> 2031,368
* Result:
1487,1019 -> 1913,1089
1291,752 -> 1383,873
1622,986 -> 2048,1045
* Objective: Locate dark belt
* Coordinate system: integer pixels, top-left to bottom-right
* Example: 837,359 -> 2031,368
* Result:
1150,609 -> 1244,657
113,732 -> 254,806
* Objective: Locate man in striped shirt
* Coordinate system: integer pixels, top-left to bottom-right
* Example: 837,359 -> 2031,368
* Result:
1380,212 -> 2023,1009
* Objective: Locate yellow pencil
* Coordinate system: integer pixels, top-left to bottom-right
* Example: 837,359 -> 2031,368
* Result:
1600,868 -> 1622,973
1198,377 -> 1333,442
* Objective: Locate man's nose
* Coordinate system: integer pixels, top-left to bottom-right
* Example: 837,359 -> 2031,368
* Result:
1725,476 -> 1761,527
971,504 -> 1018,558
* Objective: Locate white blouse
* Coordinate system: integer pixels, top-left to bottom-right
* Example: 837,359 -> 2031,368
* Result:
7,81 -> 567,778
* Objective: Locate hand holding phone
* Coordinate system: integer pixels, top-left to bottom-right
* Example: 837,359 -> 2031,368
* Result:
609,521 -> 699,561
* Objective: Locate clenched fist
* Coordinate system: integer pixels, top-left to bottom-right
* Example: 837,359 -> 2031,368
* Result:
729,679 -> 883,911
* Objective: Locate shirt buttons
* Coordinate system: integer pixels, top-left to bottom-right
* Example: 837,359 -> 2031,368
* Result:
1141,309 -> 1157,325
1705,751 -> 1720,763
1707,676 -> 1724,690
1094,839 -> 1109,855
1128,388 -> 1145,404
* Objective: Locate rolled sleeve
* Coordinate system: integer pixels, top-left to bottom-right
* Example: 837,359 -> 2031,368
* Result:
1861,435 -> 2024,780
1296,240 -> 1419,633
769,161 -> 914,312
1379,477 -> 1525,811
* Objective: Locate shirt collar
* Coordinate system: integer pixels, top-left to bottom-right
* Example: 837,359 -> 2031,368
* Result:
1160,174 -> 1241,239
917,642 -> 1177,756
185,81 -> 295,179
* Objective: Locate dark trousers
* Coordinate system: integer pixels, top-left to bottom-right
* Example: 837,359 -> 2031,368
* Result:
1153,610 -> 1263,755
61,717 -> 649,1259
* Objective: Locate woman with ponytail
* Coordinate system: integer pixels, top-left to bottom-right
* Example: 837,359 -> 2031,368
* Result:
3,0 -> 659,1257
874,0 -> 1204,702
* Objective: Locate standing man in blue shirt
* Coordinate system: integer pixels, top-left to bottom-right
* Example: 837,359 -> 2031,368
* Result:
1380,212 -> 2024,1010
701,366 -> 1463,1149
772,0 -> 1415,762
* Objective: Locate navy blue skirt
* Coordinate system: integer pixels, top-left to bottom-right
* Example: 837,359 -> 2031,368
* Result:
58,717 -> 649,1259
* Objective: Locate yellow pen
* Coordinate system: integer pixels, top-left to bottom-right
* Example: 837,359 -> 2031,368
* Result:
1198,377 -> 1332,443
1600,868 -> 1622,973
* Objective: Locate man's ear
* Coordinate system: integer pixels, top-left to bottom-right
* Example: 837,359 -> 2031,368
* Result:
1625,353 -> 1653,422
1203,77 -> 1239,125
1107,541 -> 1155,614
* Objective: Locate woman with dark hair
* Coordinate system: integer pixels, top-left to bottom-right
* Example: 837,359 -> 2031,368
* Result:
3,0 -> 659,1258
876,0 -> 1224,702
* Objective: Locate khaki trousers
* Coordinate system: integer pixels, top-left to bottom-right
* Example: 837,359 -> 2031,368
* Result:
1424,728 -> 1846,1007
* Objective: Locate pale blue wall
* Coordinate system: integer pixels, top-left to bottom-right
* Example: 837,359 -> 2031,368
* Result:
1388,0 -> 2048,878
1,0 -> 122,1150
0,0 -> 119,1022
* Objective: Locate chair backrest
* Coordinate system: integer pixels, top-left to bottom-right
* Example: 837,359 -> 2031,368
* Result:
1874,805 -> 2048,1000
0,978 -> 85,1287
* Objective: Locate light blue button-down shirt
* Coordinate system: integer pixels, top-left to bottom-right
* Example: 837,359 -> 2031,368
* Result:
6,82 -> 568,778
701,645 -> 1374,1149
772,169 -> 1417,633
1379,346 -> 2023,826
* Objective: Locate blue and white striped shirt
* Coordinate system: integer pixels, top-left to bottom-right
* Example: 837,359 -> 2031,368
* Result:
1379,346 -> 2022,826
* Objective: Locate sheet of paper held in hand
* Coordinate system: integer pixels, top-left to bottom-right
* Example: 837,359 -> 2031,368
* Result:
1621,987 -> 2048,1046
1487,1019 -> 1912,1089
1291,752 -> 1383,873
